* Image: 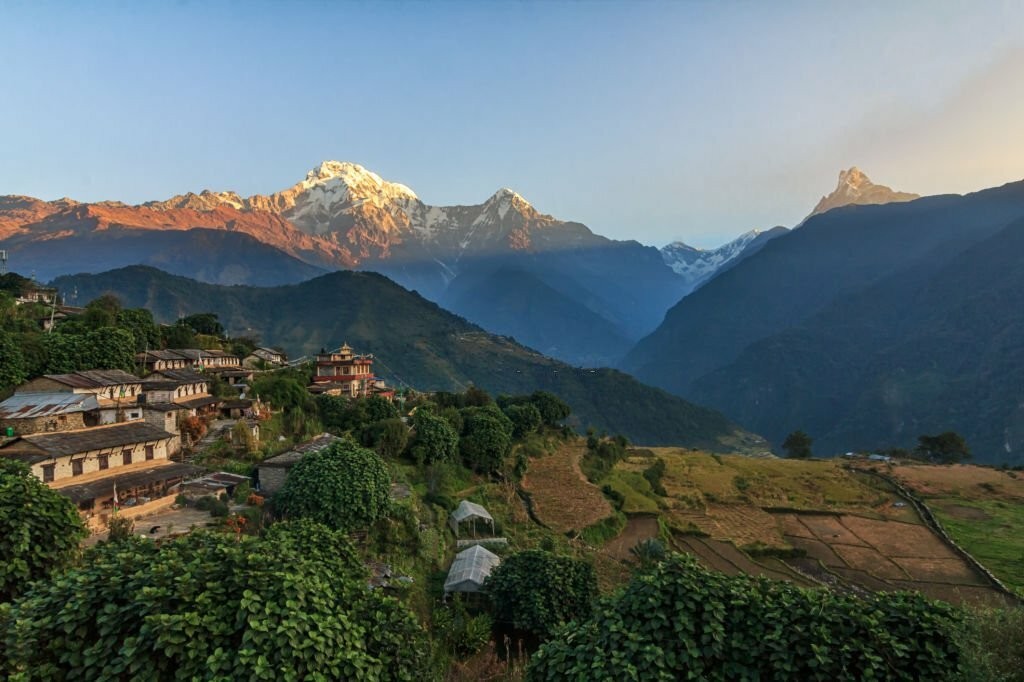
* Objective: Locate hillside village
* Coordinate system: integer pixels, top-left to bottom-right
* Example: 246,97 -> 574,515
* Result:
2,270 -> 1023,680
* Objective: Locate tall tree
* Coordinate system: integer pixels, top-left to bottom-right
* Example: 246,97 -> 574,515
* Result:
916,432 -> 971,464
782,430 -> 813,459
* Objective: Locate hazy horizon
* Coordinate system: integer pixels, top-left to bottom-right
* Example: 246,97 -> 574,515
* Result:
3,1 -> 1024,248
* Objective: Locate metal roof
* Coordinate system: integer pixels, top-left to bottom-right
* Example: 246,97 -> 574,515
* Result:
443,545 -> 501,593
175,395 -> 221,410
450,500 -> 494,525
0,392 -> 99,420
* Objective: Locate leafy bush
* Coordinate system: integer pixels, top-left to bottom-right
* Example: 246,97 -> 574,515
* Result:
0,459 -> 87,602
1,521 -> 430,680
580,437 -> 628,483
275,438 -> 391,531
642,457 -> 667,496
954,605 -> 1024,682
411,409 -> 459,465
504,403 -> 543,439
484,549 -> 597,640
527,553 -> 963,681
361,418 -> 409,458
459,405 -> 514,473
105,514 -> 135,542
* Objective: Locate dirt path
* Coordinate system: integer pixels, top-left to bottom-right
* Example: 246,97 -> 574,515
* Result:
602,515 -> 660,561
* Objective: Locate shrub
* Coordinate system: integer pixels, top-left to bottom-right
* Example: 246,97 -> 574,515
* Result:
528,553 -> 963,681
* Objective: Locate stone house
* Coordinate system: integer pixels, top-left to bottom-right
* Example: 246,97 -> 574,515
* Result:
0,392 -> 101,437
0,421 -> 195,531
256,433 -> 341,494
17,370 -> 144,425
244,347 -> 287,368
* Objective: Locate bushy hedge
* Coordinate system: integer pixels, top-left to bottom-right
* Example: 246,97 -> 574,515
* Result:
527,553 -> 963,681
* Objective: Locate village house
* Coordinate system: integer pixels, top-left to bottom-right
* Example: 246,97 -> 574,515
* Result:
243,347 -> 287,368
135,348 -> 242,375
0,392 -> 101,437
309,343 -> 393,399
143,368 -> 221,419
17,370 -> 145,425
135,349 -> 190,374
0,421 -> 195,531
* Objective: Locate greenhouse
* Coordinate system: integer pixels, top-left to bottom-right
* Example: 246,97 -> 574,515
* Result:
443,544 -> 501,594
448,499 -> 494,537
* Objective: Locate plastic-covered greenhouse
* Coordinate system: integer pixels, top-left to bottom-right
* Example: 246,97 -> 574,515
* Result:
443,544 -> 501,593
448,500 -> 494,537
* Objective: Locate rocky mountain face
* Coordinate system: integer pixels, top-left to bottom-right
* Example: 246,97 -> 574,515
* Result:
804,167 -> 919,223
1,162 -> 915,366
624,179 -> 1024,463
661,227 -> 788,294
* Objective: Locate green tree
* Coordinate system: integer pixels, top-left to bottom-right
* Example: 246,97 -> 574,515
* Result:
0,459 -> 88,602
116,308 -> 161,352
274,439 -> 391,531
1,521 -> 429,680
529,391 -> 571,427
0,330 -> 28,390
782,430 -> 813,459
362,418 -> 409,459
180,312 -> 224,336
252,374 -> 314,413
161,321 -> 196,348
411,409 -> 459,464
80,294 -> 121,329
503,403 -> 543,439
484,550 -> 597,640
459,405 -> 513,473
527,553 -> 962,681
916,431 -> 971,464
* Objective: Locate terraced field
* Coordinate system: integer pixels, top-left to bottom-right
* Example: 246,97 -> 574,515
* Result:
520,441 -> 612,533
600,448 -> 1020,606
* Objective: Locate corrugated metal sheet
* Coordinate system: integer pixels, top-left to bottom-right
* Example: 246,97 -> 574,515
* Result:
0,393 -> 100,419
0,422 -> 175,459
43,369 -> 141,388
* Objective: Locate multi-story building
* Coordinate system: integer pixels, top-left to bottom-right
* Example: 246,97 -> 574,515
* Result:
310,343 -> 391,398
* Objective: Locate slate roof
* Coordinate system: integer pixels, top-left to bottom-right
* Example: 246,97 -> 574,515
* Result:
260,433 -> 341,468
40,369 -> 141,389
175,395 -> 221,410
150,369 -> 207,385
58,462 -> 202,504
0,422 -> 176,463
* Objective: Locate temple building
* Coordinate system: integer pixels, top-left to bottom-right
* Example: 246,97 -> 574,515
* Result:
309,344 -> 393,399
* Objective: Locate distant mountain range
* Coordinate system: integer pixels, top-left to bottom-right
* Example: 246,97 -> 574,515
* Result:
1,163 -> 910,367
623,178 -> 1024,464
52,266 -> 765,452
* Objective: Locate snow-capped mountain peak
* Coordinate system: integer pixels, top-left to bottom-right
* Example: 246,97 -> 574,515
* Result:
300,160 -> 419,202
805,167 -> 919,222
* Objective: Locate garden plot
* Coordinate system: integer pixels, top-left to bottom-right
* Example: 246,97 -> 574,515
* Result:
521,442 -> 612,533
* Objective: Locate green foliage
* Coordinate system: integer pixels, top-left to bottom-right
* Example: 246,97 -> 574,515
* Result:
317,394 -> 398,434
0,330 -> 28,388
782,429 -> 813,459
504,403 -> 543,439
40,326 -> 136,374
362,418 -> 409,458
0,521 -> 430,681
275,439 -> 391,531
179,312 -> 224,336
434,595 -> 493,659
160,320 -> 196,348
459,404 -> 514,473
527,553 -> 963,681
115,307 -> 161,352
528,391 -> 571,427
642,457 -> 667,496
105,514 -> 135,542
916,431 -> 971,463
252,374 -> 314,413
580,437 -> 629,483
232,481 -> 253,504
80,294 -> 121,329
630,537 -> 667,566
411,409 -> 459,465
954,605 -> 1024,682
0,459 -> 87,602
484,549 -> 597,640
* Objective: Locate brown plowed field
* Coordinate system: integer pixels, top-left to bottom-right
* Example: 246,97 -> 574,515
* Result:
521,442 -> 612,533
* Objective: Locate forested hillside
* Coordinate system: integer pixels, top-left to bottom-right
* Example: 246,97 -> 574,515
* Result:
53,267 -> 760,451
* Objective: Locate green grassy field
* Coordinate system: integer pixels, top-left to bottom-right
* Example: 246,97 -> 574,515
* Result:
931,498 -> 1024,593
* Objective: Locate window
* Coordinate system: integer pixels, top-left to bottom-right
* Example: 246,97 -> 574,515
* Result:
72,459 -> 84,476
42,464 -> 55,482
98,454 -> 109,470
145,445 -> 155,461
122,449 -> 132,466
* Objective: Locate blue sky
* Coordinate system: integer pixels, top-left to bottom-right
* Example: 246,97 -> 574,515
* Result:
3,1 -> 1023,247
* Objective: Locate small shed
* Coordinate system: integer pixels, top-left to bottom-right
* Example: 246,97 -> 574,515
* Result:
449,500 -> 494,537
443,544 -> 501,594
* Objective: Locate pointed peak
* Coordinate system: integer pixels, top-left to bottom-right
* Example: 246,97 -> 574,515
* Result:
804,167 -> 919,222
299,160 -> 418,201
487,187 -> 530,204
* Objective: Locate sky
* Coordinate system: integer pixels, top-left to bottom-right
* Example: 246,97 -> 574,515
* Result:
2,1 -> 1024,248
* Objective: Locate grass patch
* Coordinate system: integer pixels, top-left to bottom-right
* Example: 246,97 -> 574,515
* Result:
603,469 -> 660,514
932,498 -> 1024,591
578,512 -> 627,547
